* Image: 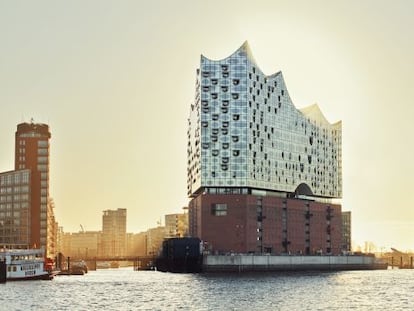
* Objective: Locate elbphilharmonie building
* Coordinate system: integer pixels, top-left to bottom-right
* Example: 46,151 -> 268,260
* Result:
187,42 -> 347,255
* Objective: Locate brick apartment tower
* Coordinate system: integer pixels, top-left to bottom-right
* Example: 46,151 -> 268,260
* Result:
14,122 -> 55,257
187,42 -> 346,255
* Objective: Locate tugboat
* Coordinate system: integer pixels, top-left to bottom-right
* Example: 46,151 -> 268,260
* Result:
0,249 -> 53,281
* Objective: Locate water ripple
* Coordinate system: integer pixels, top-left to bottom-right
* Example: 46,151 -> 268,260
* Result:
0,268 -> 412,310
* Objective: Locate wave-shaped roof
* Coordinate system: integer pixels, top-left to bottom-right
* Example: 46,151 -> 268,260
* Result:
202,41 -> 340,127
201,41 -> 283,78
300,104 -> 341,127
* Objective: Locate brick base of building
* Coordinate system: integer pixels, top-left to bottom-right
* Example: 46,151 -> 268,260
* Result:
189,193 -> 342,255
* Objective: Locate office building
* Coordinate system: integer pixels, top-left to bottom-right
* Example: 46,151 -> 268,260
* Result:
101,208 -> 127,257
187,42 -> 345,254
0,121 -> 57,258
60,230 -> 101,258
165,212 -> 189,238
145,226 -> 165,256
0,169 -> 31,248
126,232 -> 147,257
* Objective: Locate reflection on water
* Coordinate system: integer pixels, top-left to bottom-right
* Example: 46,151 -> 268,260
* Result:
1,268 -> 413,310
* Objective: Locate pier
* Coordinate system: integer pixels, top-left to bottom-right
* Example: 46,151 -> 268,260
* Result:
202,254 -> 388,272
0,260 -> 6,283
59,255 -> 156,272
378,249 -> 414,269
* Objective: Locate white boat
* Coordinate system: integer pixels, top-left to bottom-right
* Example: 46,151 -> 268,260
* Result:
0,249 -> 53,281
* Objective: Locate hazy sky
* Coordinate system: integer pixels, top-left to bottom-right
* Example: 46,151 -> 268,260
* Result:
1,0 -> 413,250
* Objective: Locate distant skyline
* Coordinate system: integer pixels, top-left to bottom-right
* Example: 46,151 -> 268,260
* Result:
1,0 -> 413,250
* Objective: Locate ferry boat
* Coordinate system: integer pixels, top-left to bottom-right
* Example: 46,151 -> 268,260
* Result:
0,249 -> 53,281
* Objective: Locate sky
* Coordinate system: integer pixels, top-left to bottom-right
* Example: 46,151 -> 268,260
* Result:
0,0 -> 413,251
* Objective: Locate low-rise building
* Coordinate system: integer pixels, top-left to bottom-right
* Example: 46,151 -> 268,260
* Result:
60,230 -> 101,258
165,212 -> 189,238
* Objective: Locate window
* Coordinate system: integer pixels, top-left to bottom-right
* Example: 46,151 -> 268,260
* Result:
38,140 -> 48,148
211,203 -> 227,216
37,156 -> 48,164
37,164 -> 48,172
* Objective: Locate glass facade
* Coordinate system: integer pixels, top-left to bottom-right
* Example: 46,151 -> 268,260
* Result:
0,170 -> 31,247
188,42 -> 342,199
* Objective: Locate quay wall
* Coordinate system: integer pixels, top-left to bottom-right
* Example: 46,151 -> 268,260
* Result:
202,255 -> 386,272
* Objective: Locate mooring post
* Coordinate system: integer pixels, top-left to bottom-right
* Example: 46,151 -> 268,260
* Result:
0,260 -> 6,283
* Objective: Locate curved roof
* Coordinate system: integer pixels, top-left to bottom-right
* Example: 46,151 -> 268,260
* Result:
201,41 -> 282,78
300,103 -> 337,126
201,41 -> 340,128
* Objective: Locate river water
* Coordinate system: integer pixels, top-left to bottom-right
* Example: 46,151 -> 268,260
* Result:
1,268 -> 412,310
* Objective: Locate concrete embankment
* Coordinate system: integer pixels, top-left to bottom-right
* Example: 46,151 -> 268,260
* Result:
202,254 -> 387,272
